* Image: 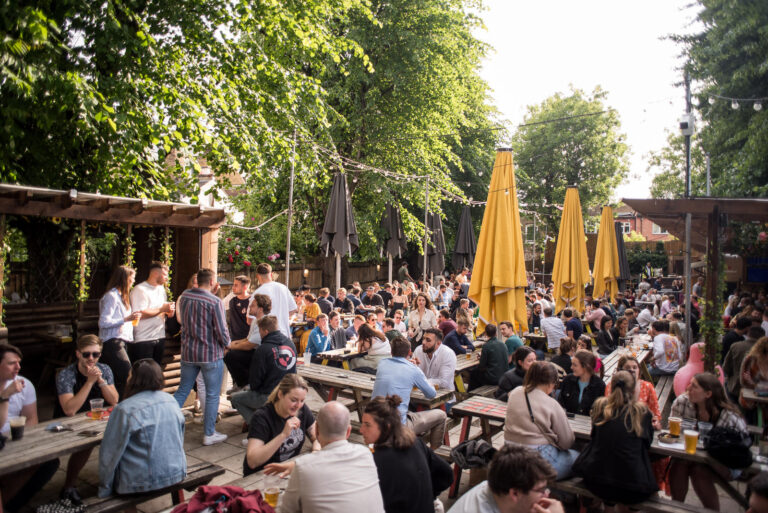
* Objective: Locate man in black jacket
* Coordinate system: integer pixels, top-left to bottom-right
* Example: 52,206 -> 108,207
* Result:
230,315 -> 297,426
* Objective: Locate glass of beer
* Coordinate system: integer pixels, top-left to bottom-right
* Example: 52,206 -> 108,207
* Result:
90,398 -> 105,420
684,429 -> 699,454
264,487 -> 279,507
668,416 -> 682,437
9,416 -> 26,440
131,312 -> 141,327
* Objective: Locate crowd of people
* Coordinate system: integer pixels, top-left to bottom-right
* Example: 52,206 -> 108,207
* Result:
2,260 -> 768,513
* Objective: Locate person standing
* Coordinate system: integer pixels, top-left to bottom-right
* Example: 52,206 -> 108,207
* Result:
99,265 -> 140,397
129,262 -> 174,365
225,294 -> 271,390
226,275 -> 252,342
173,268 -> 231,446
252,263 -> 297,338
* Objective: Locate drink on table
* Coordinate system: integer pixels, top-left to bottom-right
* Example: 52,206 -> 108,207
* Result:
264,487 -> 279,507
9,416 -> 26,441
668,416 -> 682,437
90,398 -> 105,420
684,429 -> 699,455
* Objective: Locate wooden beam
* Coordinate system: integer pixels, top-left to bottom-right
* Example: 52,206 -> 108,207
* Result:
130,198 -> 148,215
78,220 -> 87,301
704,205 -> 720,372
0,215 -> 5,324
16,191 -> 29,206
0,198 -> 225,229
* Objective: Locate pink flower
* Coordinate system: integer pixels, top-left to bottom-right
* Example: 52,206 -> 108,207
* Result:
234,250 -> 239,256
226,237 -> 231,242
228,255 -> 234,263
243,260 -> 251,267
759,232 -> 767,242
251,216 -> 255,221
246,246 -> 252,251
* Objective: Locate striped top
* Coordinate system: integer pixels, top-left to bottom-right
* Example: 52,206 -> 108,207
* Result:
178,288 -> 230,363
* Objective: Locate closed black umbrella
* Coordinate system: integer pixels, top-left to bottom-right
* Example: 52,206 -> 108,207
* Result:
420,212 -> 446,279
452,205 -> 476,270
380,203 -> 408,283
614,221 -> 631,290
321,174 -> 358,290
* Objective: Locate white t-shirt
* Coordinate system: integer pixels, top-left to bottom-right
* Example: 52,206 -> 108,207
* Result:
247,316 -> 263,345
395,321 -> 407,334
540,315 -> 566,350
252,281 -> 297,339
1,376 -> 35,434
652,333 -> 682,373
130,281 -> 168,342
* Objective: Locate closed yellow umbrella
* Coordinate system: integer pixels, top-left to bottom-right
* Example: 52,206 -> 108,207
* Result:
468,149 -> 528,333
552,187 -> 590,314
592,205 -> 620,302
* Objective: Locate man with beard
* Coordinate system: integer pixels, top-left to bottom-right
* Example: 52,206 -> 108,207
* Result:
411,329 -> 456,402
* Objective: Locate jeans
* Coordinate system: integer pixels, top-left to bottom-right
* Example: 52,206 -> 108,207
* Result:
535,444 -> 579,480
230,390 -> 270,424
223,349 -> 254,388
174,360 -> 224,436
101,338 -> 132,398
126,339 -> 166,366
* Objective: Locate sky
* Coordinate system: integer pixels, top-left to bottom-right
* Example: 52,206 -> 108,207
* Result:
475,0 -> 702,200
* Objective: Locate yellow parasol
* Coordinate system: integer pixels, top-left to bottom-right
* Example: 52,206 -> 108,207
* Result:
552,187 -> 590,314
468,149 -> 528,333
592,205 -> 620,302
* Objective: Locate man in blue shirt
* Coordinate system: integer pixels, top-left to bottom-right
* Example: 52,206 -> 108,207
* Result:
372,336 -> 447,449
562,309 -> 583,341
443,320 -> 475,355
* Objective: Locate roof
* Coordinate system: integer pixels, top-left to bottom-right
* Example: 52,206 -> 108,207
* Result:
0,183 -> 226,229
621,197 -> 768,251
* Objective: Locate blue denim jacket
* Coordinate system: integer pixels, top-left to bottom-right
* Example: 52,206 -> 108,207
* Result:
98,390 -> 186,497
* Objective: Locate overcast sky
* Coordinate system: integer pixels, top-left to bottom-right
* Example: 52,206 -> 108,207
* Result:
476,0 -> 701,201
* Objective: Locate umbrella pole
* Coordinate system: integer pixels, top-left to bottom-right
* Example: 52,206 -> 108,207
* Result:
284,131 -> 296,287
336,253 -> 341,292
423,179 -> 429,284
388,255 -> 393,284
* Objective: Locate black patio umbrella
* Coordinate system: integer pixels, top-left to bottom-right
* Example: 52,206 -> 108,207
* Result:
452,205 -> 476,271
420,212 -> 446,280
380,203 -> 408,283
321,173 -> 358,290
614,221 -> 631,291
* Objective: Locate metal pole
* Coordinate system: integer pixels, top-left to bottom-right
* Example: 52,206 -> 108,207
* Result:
531,215 -> 537,275
706,153 -> 711,196
684,72 -> 693,350
285,131 -> 296,287
388,256 -> 393,284
336,253 -> 341,292
423,179 -> 430,285
684,73 -> 692,198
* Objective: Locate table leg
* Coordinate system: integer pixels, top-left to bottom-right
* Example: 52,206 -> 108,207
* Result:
172,490 -> 184,505
710,467 -> 748,509
480,418 -> 492,443
342,361 -> 350,370
455,375 -> 466,394
640,362 -> 653,383
327,387 -> 338,401
352,390 -> 365,421
322,359 -> 330,366
449,416 -> 473,498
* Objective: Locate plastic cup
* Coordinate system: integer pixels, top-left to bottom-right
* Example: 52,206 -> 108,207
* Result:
465,352 -> 472,359
9,416 -> 26,440
131,313 -> 141,326
697,421 -> 713,443
264,487 -> 279,507
303,353 -> 312,367
668,417 -> 682,437
684,430 -> 699,454
90,398 -> 105,420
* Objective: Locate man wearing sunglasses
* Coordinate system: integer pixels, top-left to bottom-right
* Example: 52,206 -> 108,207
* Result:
55,334 -> 118,504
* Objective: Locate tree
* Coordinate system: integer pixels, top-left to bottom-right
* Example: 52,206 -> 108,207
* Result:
674,0 -> 768,198
624,230 -> 646,242
648,131 -> 708,198
511,87 -> 630,235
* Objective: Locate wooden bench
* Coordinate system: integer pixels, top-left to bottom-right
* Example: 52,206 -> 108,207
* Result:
551,477 -> 719,513
468,385 -> 497,398
655,375 -> 675,421
83,462 -> 225,513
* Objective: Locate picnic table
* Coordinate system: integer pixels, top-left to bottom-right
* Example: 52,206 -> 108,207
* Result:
447,395 -> 754,507
741,388 -> 768,431
0,413 -> 109,477
297,362 -> 454,420
315,347 -> 367,369
600,347 -> 653,383
454,350 -> 481,394
522,333 -> 548,352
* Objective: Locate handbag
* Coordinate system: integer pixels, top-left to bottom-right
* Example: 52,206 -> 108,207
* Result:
704,426 -> 753,469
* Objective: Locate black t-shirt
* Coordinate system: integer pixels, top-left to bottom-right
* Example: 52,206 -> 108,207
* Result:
229,296 -> 251,340
565,318 -> 583,340
243,402 -> 314,475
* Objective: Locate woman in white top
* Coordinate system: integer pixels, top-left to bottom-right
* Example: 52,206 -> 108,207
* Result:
349,324 -> 391,370
407,293 -> 438,347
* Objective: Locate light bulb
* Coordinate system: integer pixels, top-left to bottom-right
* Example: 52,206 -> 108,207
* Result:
478,171 -> 483,176
755,102 -> 763,112
731,100 -> 739,110
708,97 -> 715,105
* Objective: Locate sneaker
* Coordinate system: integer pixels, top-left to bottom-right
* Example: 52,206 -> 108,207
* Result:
203,431 -> 227,446
60,487 -> 82,506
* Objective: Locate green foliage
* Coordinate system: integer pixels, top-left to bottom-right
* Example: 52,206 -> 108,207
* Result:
623,230 -> 646,242
673,0 -> 768,198
511,87 -> 630,235
698,255 -> 726,373
648,132 -> 708,198
625,246 -> 666,275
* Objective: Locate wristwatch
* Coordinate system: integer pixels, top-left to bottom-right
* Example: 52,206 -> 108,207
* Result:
0,396 -> 9,403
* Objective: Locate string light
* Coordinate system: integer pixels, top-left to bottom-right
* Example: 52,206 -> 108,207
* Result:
731,100 -> 739,110
755,102 -> 763,112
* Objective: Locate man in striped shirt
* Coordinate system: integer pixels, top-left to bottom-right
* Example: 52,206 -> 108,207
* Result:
173,268 -> 231,445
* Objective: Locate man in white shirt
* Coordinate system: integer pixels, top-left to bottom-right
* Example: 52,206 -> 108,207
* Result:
276,401 -> 385,513
762,309 -> 768,338
648,320 -> 681,376
539,307 -> 566,352
393,310 -> 407,334
637,304 -> 656,331
412,329 -> 456,399
448,444 -> 562,513
251,263 -> 297,339
1,344 -> 59,511
129,261 -> 174,364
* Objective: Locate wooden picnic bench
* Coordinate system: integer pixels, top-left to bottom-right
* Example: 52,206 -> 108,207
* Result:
467,384 -> 497,398
83,462 -> 225,513
600,347 -> 653,384
315,347 -> 367,369
655,375 -> 676,421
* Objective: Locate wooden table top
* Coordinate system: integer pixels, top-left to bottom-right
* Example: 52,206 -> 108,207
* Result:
297,363 -> 454,407
316,348 -> 367,361
741,388 -> 768,404
523,333 -> 547,341
455,351 -> 481,373
0,413 -> 108,476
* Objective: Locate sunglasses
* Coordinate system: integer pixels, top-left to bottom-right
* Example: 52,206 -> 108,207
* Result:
81,351 -> 101,359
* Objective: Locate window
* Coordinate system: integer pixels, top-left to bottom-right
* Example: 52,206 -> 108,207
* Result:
652,223 -> 668,235
525,224 -> 536,242
621,222 -> 631,234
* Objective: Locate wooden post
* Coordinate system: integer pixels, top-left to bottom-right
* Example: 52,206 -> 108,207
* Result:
78,219 -> 87,301
0,214 -> 5,326
704,205 -> 720,372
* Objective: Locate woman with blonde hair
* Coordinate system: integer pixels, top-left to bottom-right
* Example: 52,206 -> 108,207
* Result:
574,371 -> 657,510
243,374 -> 320,476
99,265 -> 140,397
